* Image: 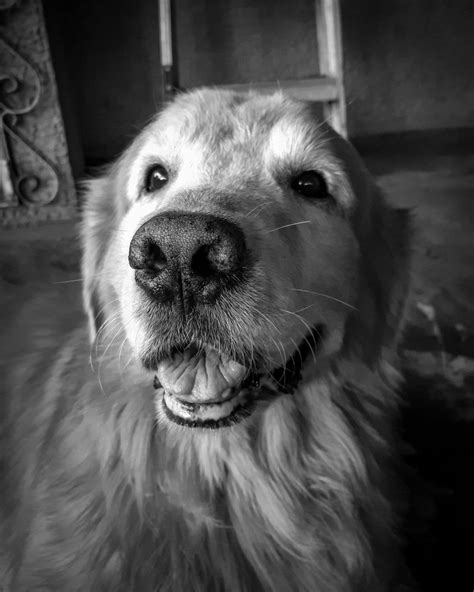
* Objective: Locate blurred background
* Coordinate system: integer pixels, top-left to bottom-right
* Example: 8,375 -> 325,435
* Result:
1,0 -> 473,589
46,0 -> 474,167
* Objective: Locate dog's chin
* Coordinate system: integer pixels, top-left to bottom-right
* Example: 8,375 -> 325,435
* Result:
148,325 -> 324,430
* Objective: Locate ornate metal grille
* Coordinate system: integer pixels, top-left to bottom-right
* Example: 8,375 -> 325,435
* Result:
0,0 -> 75,226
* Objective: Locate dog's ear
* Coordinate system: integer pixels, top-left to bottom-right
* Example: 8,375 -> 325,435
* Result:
80,128 -> 150,342
321,128 -> 412,364
348,176 -> 412,363
81,169 -> 119,342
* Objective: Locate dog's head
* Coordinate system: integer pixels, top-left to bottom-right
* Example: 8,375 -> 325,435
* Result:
82,89 -> 410,428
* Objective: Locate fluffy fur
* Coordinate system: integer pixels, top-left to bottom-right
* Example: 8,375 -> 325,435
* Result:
0,89 -> 412,591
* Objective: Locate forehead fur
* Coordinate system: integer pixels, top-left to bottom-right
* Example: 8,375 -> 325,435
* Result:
158,89 -> 300,146
125,89 -> 354,208
153,89 -> 336,165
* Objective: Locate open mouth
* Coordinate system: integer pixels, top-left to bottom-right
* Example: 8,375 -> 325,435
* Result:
153,326 -> 323,429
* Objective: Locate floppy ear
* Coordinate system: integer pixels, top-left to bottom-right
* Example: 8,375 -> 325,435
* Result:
80,125 -> 152,341
81,169 -> 120,342
322,127 -> 412,364
348,179 -> 412,363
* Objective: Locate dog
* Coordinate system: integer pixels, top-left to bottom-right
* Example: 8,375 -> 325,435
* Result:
0,89 -> 412,591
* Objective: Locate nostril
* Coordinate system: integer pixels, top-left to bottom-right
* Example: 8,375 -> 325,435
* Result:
192,237 -> 244,279
129,238 -> 168,272
146,242 -> 167,272
191,244 -> 216,278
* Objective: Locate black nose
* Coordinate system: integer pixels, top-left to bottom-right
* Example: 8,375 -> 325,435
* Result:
128,212 -> 248,314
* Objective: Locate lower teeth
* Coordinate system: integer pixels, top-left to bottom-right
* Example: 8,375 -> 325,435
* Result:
160,388 -> 249,423
154,374 -> 280,428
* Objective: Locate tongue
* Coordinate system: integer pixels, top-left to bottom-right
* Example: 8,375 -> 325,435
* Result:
156,346 -> 247,402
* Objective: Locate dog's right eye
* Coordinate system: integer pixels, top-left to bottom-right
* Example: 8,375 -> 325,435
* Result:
145,164 -> 169,192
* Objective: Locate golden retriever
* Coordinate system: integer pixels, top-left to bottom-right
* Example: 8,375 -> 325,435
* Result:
0,89 -> 412,591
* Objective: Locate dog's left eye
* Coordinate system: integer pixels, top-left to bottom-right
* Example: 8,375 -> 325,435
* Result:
145,164 -> 169,192
291,171 -> 328,199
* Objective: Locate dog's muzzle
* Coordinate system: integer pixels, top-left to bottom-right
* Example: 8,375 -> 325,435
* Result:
129,211 -> 324,428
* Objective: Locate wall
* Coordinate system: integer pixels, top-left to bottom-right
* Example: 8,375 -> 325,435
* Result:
44,0 -> 474,165
174,0 -> 319,87
342,0 -> 474,137
44,0 -> 162,165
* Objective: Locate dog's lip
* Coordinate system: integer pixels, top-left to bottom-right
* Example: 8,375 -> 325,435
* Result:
160,386 -> 256,429
153,325 -> 324,428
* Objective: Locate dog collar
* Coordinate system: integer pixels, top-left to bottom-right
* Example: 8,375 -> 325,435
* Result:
267,324 -> 324,395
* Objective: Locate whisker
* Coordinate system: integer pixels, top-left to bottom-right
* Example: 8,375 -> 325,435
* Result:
292,303 -> 316,314
290,288 -> 358,311
289,336 -> 303,373
271,337 -> 287,370
53,278 -> 86,285
52,270 -> 115,285
118,335 -> 129,381
245,201 -> 270,217
93,298 -> 122,326
91,311 -> 122,370
124,326 -> 141,370
97,323 -> 127,394
280,309 -> 318,364
94,312 -> 121,349
95,320 -> 123,365
252,308 -> 282,335
92,317 -> 117,365
266,220 -> 311,233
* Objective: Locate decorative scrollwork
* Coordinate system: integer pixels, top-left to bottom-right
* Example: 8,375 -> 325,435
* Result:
0,0 -> 18,10
3,117 -> 59,204
0,29 -> 59,207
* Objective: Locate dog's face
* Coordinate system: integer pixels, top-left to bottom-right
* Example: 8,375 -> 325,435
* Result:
83,90 -> 409,428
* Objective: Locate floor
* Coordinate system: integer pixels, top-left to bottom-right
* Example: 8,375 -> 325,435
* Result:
362,134 -> 474,589
363,135 -> 474,391
1,133 -> 473,589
